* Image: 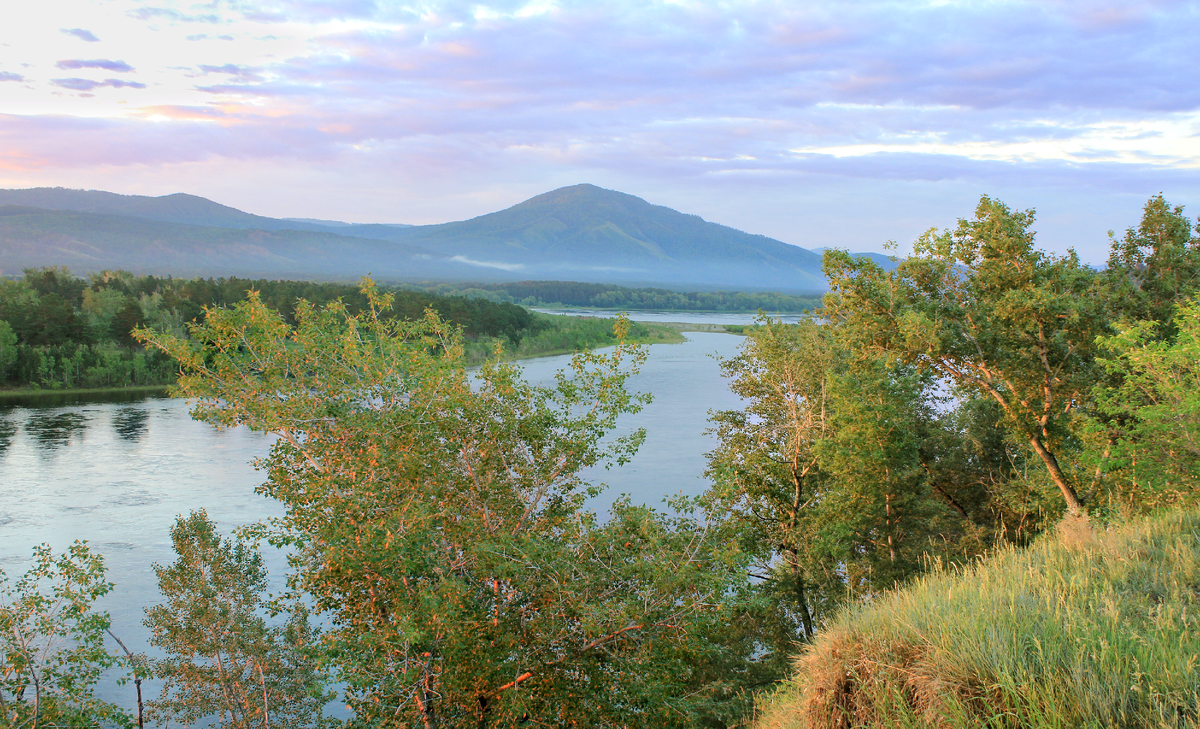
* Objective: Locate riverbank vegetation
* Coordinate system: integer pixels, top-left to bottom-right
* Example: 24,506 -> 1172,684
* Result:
406,279 -> 821,312
0,269 -> 682,392
1,193 -> 1198,727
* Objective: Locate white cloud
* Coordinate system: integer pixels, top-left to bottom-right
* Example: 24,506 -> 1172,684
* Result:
449,255 -> 526,271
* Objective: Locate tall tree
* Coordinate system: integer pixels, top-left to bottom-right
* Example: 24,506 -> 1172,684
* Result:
823,197 -> 1108,515
1090,300 -> 1200,508
705,317 -> 971,648
143,511 -> 331,729
138,280 -> 751,727
1103,193 -> 1200,330
704,318 -> 833,641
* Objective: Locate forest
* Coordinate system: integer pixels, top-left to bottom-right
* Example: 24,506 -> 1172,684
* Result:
1,194 -> 1198,728
0,270 -> 679,391
410,280 -> 822,312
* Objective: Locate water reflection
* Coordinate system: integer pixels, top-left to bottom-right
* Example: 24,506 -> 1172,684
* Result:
113,407 -> 150,442
0,420 -> 15,453
25,411 -> 87,449
0,386 -> 169,411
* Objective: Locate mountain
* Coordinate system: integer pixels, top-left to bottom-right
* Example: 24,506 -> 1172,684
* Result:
375,184 -> 825,289
0,184 -> 832,291
0,206 -> 433,279
0,188 -> 355,234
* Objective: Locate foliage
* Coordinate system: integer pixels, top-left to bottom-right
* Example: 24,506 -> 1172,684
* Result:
732,193 -> 1200,728
0,268 -> 552,389
143,511 -> 332,729
1102,193 -> 1200,330
138,279 -> 754,727
0,542 -> 131,728
415,280 -> 821,313
704,316 -> 986,663
465,313 -> 683,364
1091,299 -> 1200,507
753,508 -> 1200,729
704,318 -> 835,644
0,320 -> 16,380
822,196 -> 1109,515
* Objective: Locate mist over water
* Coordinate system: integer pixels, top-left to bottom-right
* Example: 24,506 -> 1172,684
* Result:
0,328 -> 747,713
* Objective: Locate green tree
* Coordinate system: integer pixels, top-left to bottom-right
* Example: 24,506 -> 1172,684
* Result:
0,542 -> 130,728
1091,299 -> 1200,508
823,197 -> 1108,516
143,511 -> 331,729
0,319 -> 16,382
816,356 -> 956,591
704,318 -> 834,642
80,287 -> 129,343
1103,193 -> 1200,330
111,301 -> 146,349
138,280 -> 751,727
22,294 -> 87,347
704,318 -> 974,651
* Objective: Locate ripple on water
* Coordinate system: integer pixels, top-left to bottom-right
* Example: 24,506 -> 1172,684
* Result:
111,489 -> 162,507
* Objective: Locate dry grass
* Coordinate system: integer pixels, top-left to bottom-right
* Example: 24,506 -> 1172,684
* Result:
755,509 -> 1200,729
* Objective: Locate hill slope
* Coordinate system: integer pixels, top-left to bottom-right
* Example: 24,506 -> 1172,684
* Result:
0,206 -> 432,279
0,188 -> 356,234
756,510 -> 1200,728
0,184 -> 831,290
384,184 -> 825,288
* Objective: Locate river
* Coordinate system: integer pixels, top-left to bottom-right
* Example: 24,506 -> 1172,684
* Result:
0,318 -> 757,714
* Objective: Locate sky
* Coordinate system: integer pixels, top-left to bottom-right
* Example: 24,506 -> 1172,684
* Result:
1,0 -> 1198,263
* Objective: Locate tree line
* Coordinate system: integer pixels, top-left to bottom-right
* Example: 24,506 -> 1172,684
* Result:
0,269 -> 541,390
411,280 -> 822,312
1,194 -> 1197,727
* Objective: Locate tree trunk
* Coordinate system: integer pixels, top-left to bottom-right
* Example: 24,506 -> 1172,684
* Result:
1029,436 -> 1084,515
789,549 -> 814,641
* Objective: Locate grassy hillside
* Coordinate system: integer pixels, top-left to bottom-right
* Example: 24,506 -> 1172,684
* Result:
756,510 -> 1200,729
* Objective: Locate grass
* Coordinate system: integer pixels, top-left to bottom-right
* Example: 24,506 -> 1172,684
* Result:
0,384 -> 170,407
755,509 -> 1200,729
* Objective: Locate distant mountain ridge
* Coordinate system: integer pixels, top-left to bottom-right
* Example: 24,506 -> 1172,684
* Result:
0,205 -> 429,279
0,184 -> 875,291
0,187 -> 349,234
379,184 -> 825,287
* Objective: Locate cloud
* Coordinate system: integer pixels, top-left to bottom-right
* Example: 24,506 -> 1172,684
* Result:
197,64 -> 263,81
50,78 -> 148,91
61,28 -> 100,42
449,255 -> 525,271
56,59 -> 135,73
0,72 -> 24,82
6,0 -> 1199,262
127,7 -> 221,23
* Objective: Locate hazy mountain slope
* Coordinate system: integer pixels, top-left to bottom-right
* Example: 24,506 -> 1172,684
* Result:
0,184 -> 831,291
0,188 -> 351,234
384,184 -> 824,288
0,206 -> 433,278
